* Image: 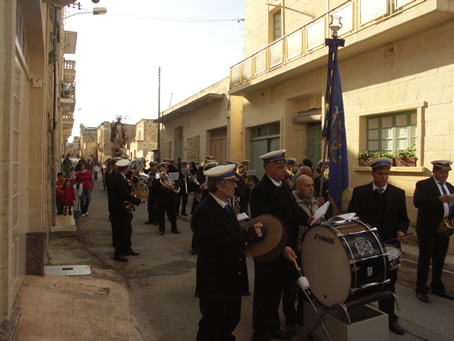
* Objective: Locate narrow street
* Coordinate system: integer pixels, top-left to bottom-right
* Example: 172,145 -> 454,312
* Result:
75,181 -> 454,341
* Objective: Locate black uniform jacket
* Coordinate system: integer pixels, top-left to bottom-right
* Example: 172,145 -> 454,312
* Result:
110,172 -> 141,215
348,183 -> 409,243
192,194 -> 249,300
250,175 -> 309,252
414,177 -> 454,238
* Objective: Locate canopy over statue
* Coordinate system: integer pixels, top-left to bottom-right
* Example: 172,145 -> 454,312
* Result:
111,115 -> 128,158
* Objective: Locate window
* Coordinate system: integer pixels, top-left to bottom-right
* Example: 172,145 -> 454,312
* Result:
367,111 -> 416,154
272,10 -> 282,41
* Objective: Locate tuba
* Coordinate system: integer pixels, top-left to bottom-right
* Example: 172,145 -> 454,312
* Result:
155,164 -> 180,194
124,158 -> 149,214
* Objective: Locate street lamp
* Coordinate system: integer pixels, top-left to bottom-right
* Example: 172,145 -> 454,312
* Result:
64,7 -> 107,19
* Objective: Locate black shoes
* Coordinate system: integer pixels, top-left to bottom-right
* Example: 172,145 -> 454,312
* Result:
114,254 -> 128,262
145,220 -> 152,224
181,212 -> 188,216
389,320 -> 405,335
159,230 -> 164,235
270,329 -> 291,340
416,291 -> 430,303
431,289 -> 454,300
171,229 -> 181,234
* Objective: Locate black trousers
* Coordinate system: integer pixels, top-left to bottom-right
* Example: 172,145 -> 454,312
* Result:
196,296 -> 241,341
253,259 -> 296,337
156,192 -> 178,231
416,231 -> 450,292
147,195 -> 156,222
111,212 -> 132,254
379,270 -> 398,322
56,196 -> 64,214
178,191 -> 188,214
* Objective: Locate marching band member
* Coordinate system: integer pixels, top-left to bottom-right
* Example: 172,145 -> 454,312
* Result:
348,157 -> 409,335
192,164 -> 264,341
110,159 -> 146,262
250,149 -> 310,341
145,161 -> 159,225
414,160 -> 454,302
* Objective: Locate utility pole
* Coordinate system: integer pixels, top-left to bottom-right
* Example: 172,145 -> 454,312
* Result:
156,66 -> 161,161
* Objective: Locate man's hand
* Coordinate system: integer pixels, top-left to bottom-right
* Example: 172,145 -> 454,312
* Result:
316,197 -> 325,206
282,246 -> 296,261
439,194 -> 452,203
253,222 -> 263,238
396,231 -> 406,242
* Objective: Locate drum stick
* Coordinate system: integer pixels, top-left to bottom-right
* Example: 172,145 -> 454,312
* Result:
292,258 -> 301,272
384,233 -> 413,244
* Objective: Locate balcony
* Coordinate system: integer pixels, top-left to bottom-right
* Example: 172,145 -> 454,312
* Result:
230,0 -> 454,95
59,81 -> 76,113
62,112 -> 74,139
63,60 -> 76,83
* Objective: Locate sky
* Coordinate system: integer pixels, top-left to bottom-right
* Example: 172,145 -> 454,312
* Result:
63,0 -> 245,140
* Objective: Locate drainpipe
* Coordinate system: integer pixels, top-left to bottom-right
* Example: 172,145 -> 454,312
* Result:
50,7 -> 58,227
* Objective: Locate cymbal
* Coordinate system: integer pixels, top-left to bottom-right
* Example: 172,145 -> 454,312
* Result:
241,214 -> 286,262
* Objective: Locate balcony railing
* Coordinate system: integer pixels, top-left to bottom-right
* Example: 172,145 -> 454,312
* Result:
64,60 -> 76,71
61,81 -> 75,100
230,0 -> 425,88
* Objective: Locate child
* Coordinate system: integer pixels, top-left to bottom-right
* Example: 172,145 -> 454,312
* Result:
61,179 -> 76,216
56,172 -> 65,215
70,167 -> 76,181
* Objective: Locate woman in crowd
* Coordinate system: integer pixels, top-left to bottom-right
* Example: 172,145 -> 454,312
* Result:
73,160 -> 94,217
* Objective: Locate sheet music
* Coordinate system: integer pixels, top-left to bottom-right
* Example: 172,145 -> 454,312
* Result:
168,172 -> 179,181
310,201 -> 330,226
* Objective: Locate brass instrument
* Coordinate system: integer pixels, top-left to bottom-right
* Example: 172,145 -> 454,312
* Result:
438,217 -> 454,237
155,165 -> 180,194
124,158 -> 149,214
236,164 -> 255,190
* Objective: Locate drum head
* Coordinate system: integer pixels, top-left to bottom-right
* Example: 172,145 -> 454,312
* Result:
302,225 -> 351,307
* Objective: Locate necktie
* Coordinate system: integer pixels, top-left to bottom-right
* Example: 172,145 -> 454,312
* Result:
439,182 -> 453,216
224,204 -> 231,213
375,188 -> 384,195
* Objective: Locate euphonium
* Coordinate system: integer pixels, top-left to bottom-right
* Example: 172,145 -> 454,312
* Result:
124,158 -> 149,214
236,164 -> 255,190
155,165 -> 180,194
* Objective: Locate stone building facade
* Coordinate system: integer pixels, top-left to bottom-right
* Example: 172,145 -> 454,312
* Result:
228,0 -> 454,252
0,0 -> 77,330
96,121 -> 112,163
79,124 -> 97,161
129,119 -> 159,161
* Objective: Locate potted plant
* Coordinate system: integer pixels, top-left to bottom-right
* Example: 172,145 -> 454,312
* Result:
394,146 -> 417,167
358,151 -> 373,166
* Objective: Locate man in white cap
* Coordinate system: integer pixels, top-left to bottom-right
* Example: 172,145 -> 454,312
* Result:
348,157 -> 409,335
414,160 -> 454,302
110,159 -> 146,262
191,164 -> 264,341
250,149 -> 310,341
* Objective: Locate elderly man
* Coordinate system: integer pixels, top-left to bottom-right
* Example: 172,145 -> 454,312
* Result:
192,164 -> 264,341
414,160 -> 454,302
250,149 -> 310,341
348,157 -> 409,335
292,175 -> 320,221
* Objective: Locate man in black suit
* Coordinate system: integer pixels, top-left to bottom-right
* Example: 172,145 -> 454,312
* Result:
414,160 -> 454,302
250,149 -> 310,341
348,157 -> 409,335
145,161 -> 159,224
192,164 -> 264,341
110,159 -> 146,262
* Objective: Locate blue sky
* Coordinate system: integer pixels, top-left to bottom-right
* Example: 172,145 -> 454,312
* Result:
64,0 -> 245,139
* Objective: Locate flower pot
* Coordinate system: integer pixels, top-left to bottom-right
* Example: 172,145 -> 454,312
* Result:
393,157 -> 417,167
358,158 -> 373,166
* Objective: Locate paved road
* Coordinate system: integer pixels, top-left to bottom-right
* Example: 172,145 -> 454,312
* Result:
77,181 -> 454,341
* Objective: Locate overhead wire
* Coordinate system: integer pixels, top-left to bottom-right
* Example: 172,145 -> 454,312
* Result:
108,13 -> 244,23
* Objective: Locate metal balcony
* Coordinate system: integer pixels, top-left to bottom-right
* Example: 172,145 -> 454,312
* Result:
229,0 -> 453,95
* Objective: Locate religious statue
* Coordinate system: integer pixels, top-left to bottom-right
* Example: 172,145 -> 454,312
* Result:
110,116 -> 128,158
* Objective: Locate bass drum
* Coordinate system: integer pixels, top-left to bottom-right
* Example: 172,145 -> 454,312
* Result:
301,218 -> 389,307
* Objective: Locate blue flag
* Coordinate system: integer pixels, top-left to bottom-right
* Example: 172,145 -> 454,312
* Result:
321,38 -> 349,214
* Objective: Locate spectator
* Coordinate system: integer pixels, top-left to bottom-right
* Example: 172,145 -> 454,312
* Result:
61,179 -> 76,216
56,172 -> 65,215
73,160 -> 94,217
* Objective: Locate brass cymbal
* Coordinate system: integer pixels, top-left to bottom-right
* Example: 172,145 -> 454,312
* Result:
241,214 -> 286,262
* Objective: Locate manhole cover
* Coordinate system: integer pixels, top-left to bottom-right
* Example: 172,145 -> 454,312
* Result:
45,265 -> 91,276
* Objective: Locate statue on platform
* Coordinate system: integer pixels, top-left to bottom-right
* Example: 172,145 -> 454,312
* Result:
111,116 -> 128,158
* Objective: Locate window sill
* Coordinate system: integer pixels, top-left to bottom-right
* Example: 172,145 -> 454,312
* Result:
352,166 -> 425,174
